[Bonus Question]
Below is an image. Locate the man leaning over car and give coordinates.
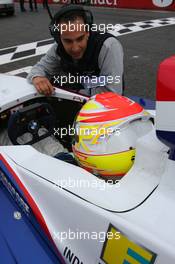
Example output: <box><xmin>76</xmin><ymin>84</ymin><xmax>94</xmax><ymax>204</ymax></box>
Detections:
<box><xmin>27</xmin><ymin>6</ymin><xmax>124</xmax><ymax>96</ymax></box>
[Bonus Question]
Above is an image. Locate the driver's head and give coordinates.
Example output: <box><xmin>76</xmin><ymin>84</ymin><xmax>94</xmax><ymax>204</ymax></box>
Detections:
<box><xmin>57</xmin><ymin>10</ymin><xmax>89</xmax><ymax>60</ymax></box>
<box><xmin>72</xmin><ymin>92</ymin><xmax>153</xmax><ymax>179</ymax></box>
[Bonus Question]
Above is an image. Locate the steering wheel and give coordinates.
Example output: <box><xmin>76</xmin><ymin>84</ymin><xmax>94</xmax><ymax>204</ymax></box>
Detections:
<box><xmin>8</xmin><ymin>103</ymin><xmax>56</xmax><ymax>145</ymax></box>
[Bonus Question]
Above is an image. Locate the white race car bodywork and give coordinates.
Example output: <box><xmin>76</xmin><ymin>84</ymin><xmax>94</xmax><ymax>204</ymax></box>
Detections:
<box><xmin>0</xmin><ymin>74</ymin><xmax>88</xmax><ymax>112</ymax></box>
<box><xmin>0</xmin><ymin>58</ymin><xmax>175</xmax><ymax>264</ymax></box>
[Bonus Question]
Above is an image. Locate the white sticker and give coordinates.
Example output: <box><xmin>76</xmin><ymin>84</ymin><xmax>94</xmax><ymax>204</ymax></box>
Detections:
<box><xmin>152</xmin><ymin>0</ymin><xmax>173</xmax><ymax>7</ymax></box>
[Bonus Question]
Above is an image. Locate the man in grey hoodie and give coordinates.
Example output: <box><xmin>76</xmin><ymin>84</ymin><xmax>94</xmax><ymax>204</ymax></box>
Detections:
<box><xmin>27</xmin><ymin>5</ymin><xmax>124</xmax><ymax>96</ymax></box>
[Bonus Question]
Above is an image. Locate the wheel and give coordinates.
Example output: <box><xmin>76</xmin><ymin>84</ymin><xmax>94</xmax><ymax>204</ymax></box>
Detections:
<box><xmin>6</xmin><ymin>9</ymin><xmax>15</xmax><ymax>16</ymax></box>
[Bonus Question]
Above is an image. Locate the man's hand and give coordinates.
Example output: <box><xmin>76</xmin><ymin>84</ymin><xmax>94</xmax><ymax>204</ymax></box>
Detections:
<box><xmin>32</xmin><ymin>76</ymin><xmax>55</xmax><ymax>96</ymax></box>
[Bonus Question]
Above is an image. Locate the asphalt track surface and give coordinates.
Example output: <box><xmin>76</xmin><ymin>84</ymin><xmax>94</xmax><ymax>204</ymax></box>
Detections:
<box><xmin>0</xmin><ymin>4</ymin><xmax>175</xmax><ymax>99</ymax></box>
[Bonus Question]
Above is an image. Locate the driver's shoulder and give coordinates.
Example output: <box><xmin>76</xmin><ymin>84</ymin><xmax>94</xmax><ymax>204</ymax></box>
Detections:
<box><xmin>46</xmin><ymin>42</ymin><xmax>60</xmax><ymax>59</ymax></box>
<box><xmin>102</xmin><ymin>36</ymin><xmax>123</xmax><ymax>52</ymax></box>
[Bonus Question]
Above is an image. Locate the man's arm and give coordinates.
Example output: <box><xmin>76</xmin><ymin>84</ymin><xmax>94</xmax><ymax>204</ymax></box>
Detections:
<box><xmin>97</xmin><ymin>37</ymin><xmax>124</xmax><ymax>95</ymax></box>
<box><xmin>27</xmin><ymin>43</ymin><xmax>61</xmax><ymax>95</ymax></box>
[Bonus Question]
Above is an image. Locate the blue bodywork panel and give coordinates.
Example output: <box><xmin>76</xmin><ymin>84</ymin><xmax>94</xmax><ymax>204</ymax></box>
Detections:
<box><xmin>0</xmin><ymin>183</ymin><xmax>61</xmax><ymax>264</ymax></box>
<box><xmin>129</xmin><ymin>96</ymin><xmax>155</xmax><ymax>110</ymax></box>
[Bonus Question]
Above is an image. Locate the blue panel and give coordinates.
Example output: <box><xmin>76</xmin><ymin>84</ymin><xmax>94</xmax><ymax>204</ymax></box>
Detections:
<box><xmin>0</xmin><ymin>159</ymin><xmax>25</xmax><ymax>198</ymax></box>
<box><xmin>0</xmin><ymin>182</ymin><xmax>62</xmax><ymax>264</ymax></box>
<box><xmin>0</xmin><ymin>231</ymin><xmax>17</xmax><ymax>264</ymax></box>
<box><xmin>129</xmin><ymin>96</ymin><xmax>155</xmax><ymax>110</ymax></box>
<box><xmin>156</xmin><ymin>130</ymin><xmax>175</xmax><ymax>146</ymax></box>
<box><xmin>156</xmin><ymin>130</ymin><xmax>175</xmax><ymax>160</ymax></box>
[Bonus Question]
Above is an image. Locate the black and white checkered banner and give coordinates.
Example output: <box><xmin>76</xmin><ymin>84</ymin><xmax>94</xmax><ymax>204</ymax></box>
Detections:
<box><xmin>1</xmin><ymin>17</ymin><xmax>175</xmax><ymax>68</ymax></box>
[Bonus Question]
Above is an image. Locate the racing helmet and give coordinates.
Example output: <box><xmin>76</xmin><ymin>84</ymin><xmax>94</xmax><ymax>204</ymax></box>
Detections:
<box><xmin>72</xmin><ymin>92</ymin><xmax>153</xmax><ymax>179</ymax></box>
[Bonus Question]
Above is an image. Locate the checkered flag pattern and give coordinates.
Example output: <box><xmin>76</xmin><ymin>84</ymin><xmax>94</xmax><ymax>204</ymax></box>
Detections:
<box><xmin>0</xmin><ymin>17</ymin><xmax>175</xmax><ymax>66</ymax></box>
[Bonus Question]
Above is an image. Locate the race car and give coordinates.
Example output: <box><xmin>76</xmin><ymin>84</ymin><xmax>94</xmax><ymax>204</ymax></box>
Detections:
<box><xmin>0</xmin><ymin>55</ymin><xmax>175</xmax><ymax>264</ymax></box>
<box><xmin>0</xmin><ymin>0</ymin><xmax>14</xmax><ymax>16</ymax></box>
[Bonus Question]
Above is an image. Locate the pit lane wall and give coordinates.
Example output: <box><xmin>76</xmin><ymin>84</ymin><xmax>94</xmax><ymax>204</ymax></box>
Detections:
<box><xmin>51</xmin><ymin>0</ymin><xmax>175</xmax><ymax>10</ymax></box>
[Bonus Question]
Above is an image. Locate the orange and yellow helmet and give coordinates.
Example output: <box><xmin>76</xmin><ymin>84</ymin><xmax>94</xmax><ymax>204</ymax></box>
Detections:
<box><xmin>72</xmin><ymin>92</ymin><xmax>153</xmax><ymax>179</ymax></box>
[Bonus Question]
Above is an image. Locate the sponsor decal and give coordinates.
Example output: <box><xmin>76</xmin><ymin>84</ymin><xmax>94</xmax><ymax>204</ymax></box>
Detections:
<box><xmin>152</xmin><ymin>0</ymin><xmax>173</xmax><ymax>7</ymax></box>
<box><xmin>101</xmin><ymin>224</ymin><xmax>157</xmax><ymax>264</ymax></box>
<box><xmin>73</xmin><ymin>96</ymin><xmax>85</xmax><ymax>103</ymax></box>
<box><xmin>0</xmin><ymin>169</ymin><xmax>30</xmax><ymax>215</ymax></box>
<box><xmin>91</xmin><ymin>0</ymin><xmax>117</xmax><ymax>5</ymax></box>
<box><xmin>51</xmin><ymin>0</ymin><xmax>175</xmax><ymax>8</ymax></box>
<box><xmin>63</xmin><ymin>246</ymin><xmax>83</xmax><ymax>264</ymax></box>
<box><xmin>54</xmin><ymin>0</ymin><xmax>117</xmax><ymax>5</ymax></box>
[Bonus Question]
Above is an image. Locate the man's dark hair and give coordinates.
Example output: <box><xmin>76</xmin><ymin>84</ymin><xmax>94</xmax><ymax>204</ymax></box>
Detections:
<box><xmin>57</xmin><ymin>10</ymin><xmax>87</xmax><ymax>24</ymax></box>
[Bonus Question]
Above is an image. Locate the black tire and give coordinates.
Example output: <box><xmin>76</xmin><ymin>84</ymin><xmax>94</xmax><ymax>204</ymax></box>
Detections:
<box><xmin>6</xmin><ymin>9</ymin><xmax>15</xmax><ymax>16</ymax></box>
